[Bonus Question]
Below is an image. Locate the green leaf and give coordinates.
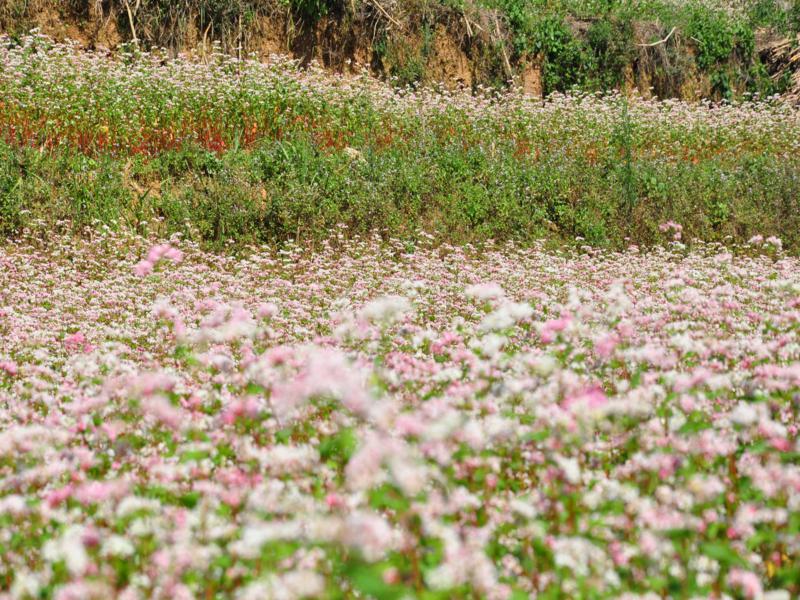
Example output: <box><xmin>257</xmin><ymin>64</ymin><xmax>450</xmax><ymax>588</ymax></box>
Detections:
<box><xmin>179</xmin><ymin>491</ymin><xmax>201</xmax><ymax>509</ymax></box>
<box><xmin>700</xmin><ymin>541</ymin><xmax>747</xmax><ymax>567</ymax></box>
<box><xmin>347</xmin><ymin>562</ymin><xmax>412</xmax><ymax>600</ymax></box>
<box><xmin>369</xmin><ymin>483</ymin><xmax>411</xmax><ymax>512</ymax></box>
<box><xmin>319</xmin><ymin>427</ymin><xmax>358</xmax><ymax>463</ymax></box>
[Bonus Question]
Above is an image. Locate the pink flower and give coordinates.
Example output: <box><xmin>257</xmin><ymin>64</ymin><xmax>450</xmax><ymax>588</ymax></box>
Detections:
<box><xmin>562</xmin><ymin>385</ymin><xmax>607</xmax><ymax>412</ymax></box>
<box><xmin>659</xmin><ymin>221</ymin><xmax>683</xmax><ymax>240</ymax></box>
<box><xmin>141</xmin><ymin>396</ymin><xmax>185</xmax><ymax>430</ymax></box>
<box><xmin>134</xmin><ymin>259</ymin><xmax>153</xmax><ymax>276</ymax></box>
<box><xmin>73</xmin><ymin>480</ymin><xmax>129</xmax><ymax>505</ymax></box>
<box><xmin>540</xmin><ymin>315</ymin><xmax>572</xmax><ymax>343</ymax></box>
<box><xmin>728</xmin><ymin>569</ymin><xmax>763</xmax><ymax>599</ymax></box>
<box><xmin>325</xmin><ymin>493</ymin><xmax>345</xmax><ymax>509</ymax></box>
<box><xmin>134</xmin><ymin>243</ymin><xmax>183</xmax><ymax>276</ymax></box>
<box><xmin>594</xmin><ymin>333</ymin><xmax>619</xmax><ymax>358</ymax></box>
<box><xmin>0</xmin><ymin>360</ymin><xmax>17</xmax><ymax>376</ymax></box>
<box><xmin>64</xmin><ymin>331</ymin><xmax>92</xmax><ymax>353</ymax></box>
<box><xmin>257</xmin><ymin>302</ymin><xmax>279</xmax><ymax>318</ymax></box>
<box><xmin>46</xmin><ymin>485</ymin><xmax>74</xmax><ymax>507</ymax></box>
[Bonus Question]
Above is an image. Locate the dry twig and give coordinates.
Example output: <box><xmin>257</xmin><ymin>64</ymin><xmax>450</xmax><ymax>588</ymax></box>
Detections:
<box><xmin>369</xmin><ymin>0</ymin><xmax>403</xmax><ymax>30</ymax></box>
<box><xmin>637</xmin><ymin>26</ymin><xmax>676</xmax><ymax>48</ymax></box>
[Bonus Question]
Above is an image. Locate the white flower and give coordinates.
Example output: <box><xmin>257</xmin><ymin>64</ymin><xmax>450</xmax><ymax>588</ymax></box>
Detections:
<box><xmin>474</xmin><ymin>333</ymin><xmax>506</xmax><ymax>357</ymax></box>
<box><xmin>480</xmin><ymin>302</ymin><xmax>533</xmax><ymax>331</ymax></box>
<box><xmin>230</xmin><ymin>522</ymin><xmax>303</xmax><ymax>559</ymax></box>
<box><xmin>730</xmin><ymin>401</ymin><xmax>758</xmax><ymax>426</ymax></box>
<box><xmin>359</xmin><ymin>295</ymin><xmax>412</xmax><ymax>323</ymax></box>
<box><xmin>555</xmin><ymin>455</ymin><xmax>581</xmax><ymax>484</ymax></box>
<box><xmin>116</xmin><ymin>496</ymin><xmax>161</xmax><ymax>518</ymax></box>
<box><xmin>341</xmin><ymin>513</ymin><xmax>397</xmax><ymax>561</ymax></box>
<box><xmin>389</xmin><ymin>455</ymin><xmax>428</xmax><ymax>496</ymax></box>
<box><xmin>465</xmin><ymin>282</ymin><xmax>505</xmax><ymax>301</ymax></box>
<box><xmin>11</xmin><ymin>571</ymin><xmax>40</xmax><ymax>599</ymax></box>
<box><xmin>343</xmin><ymin>146</ymin><xmax>364</xmax><ymax>162</ymax></box>
<box><xmin>43</xmin><ymin>525</ymin><xmax>88</xmax><ymax>576</ymax></box>
<box><xmin>510</xmin><ymin>498</ymin><xmax>537</xmax><ymax>519</ymax></box>
<box><xmin>102</xmin><ymin>535</ymin><xmax>135</xmax><ymax>557</ymax></box>
<box><xmin>531</xmin><ymin>354</ymin><xmax>558</xmax><ymax>377</ymax></box>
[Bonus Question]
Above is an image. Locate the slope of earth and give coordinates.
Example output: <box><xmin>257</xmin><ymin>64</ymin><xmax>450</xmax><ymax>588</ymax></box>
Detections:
<box><xmin>2</xmin><ymin>0</ymin><xmax>800</xmax><ymax>99</ymax></box>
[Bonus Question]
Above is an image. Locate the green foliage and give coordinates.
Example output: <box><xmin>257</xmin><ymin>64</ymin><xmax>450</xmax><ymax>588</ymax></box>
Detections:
<box><xmin>747</xmin><ymin>0</ymin><xmax>800</xmax><ymax>32</ymax></box>
<box><xmin>0</xmin><ymin>145</ymin><xmax>24</xmax><ymax>236</ymax></box>
<box><xmin>530</xmin><ymin>15</ymin><xmax>593</xmax><ymax>94</ymax></box>
<box><xmin>686</xmin><ymin>5</ymin><xmax>754</xmax><ymax>71</ymax></box>
<box><xmin>586</xmin><ymin>17</ymin><xmax>635</xmax><ymax>90</ymax></box>
<box><xmin>283</xmin><ymin>0</ymin><xmax>334</xmax><ymax>23</ymax></box>
<box><xmin>612</xmin><ymin>99</ymin><xmax>637</xmax><ymax>216</ymax></box>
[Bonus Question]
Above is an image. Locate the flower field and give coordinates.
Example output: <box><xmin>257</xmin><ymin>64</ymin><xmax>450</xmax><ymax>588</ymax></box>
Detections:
<box><xmin>0</xmin><ymin>229</ymin><xmax>798</xmax><ymax>599</ymax></box>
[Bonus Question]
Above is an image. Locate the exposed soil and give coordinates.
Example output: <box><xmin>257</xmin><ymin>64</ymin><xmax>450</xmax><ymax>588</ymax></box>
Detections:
<box><xmin>1</xmin><ymin>1</ymin><xmax>797</xmax><ymax>100</ymax></box>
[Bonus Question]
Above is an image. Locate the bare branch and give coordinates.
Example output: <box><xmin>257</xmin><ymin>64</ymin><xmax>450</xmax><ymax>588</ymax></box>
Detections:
<box><xmin>637</xmin><ymin>27</ymin><xmax>677</xmax><ymax>48</ymax></box>
<box><xmin>369</xmin><ymin>0</ymin><xmax>403</xmax><ymax>30</ymax></box>
<box><xmin>123</xmin><ymin>0</ymin><xmax>139</xmax><ymax>46</ymax></box>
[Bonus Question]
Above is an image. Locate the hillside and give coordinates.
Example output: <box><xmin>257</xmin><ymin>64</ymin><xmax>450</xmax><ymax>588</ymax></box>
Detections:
<box><xmin>3</xmin><ymin>0</ymin><xmax>800</xmax><ymax>100</ymax></box>
<box><xmin>3</xmin><ymin>33</ymin><xmax>800</xmax><ymax>251</ymax></box>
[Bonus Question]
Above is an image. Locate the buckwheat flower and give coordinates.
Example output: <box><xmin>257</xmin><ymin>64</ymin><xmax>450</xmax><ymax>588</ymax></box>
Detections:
<box><xmin>459</xmin><ymin>419</ymin><xmax>487</xmax><ymax>450</ymax></box>
<box><xmin>346</xmin><ymin>433</ymin><xmax>389</xmax><ymax>491</ymax></box>
<box><xmin>563</xmin><ymin>385</ymin><xmax>608</xmax><ymax>414</ymax></box>
<box><xmin>64</xmin><ymin>331</ymin><xmax>90</xmax><ymax>353</ymax></box>
<box><xmin>554</xmin><ymin>455</ymin><xmax>581</xmax><ymax>484</ymax></box>
<box><xmin>141</xmin><ymin>396</ymin><xmax>185</xmax><ymax>430</ymax></box>
<box><xmin>765</xmin><ymin>236</ymin><xmax>783</xmax><ymax>250</ymax></box>
<box><xmin>262</xmin><ymin>444</ymin><xmax>319</xmax><ymax>476</ymax></box>
<box><xmin>539</xmin><ymin>315</ymin><xmax>572</xmax><ymax>343</ymax></box>
<box><xmin>530</xmin><ymin>353</ymin><xmax>558</xmax><ymax>376</ymax></box>
<box><xmin>389</xmin><ymin>454</ymin><xmax>429</xmax><ymax>496</ymax></box>
<box><xmin>728</xmin><ymin>569</ymin><xmax>763</xmax><ymax>599</ymax></box>
<box><xmin>730</xmin><ymin>401</ymin><xmax>759</xmax><ymax>426</ymax></box>
<box><xmin>0</xmin><ymin>360</ymin><xmax>18</xmax><ymax>376</ymax></box>
<box><xmin>130</xmin><ymin>371</ymin><xmax>176</xmax><ymax>396</ymax></box>
<box><xmin>426</xmin><ymin>562</ymin><xmax>457</xmax><ymax>590</ymax></box>
<box><xmin>359</xmin><ymin>295</ymin><xmax>412</xmax><ymax>324</ymax></box>
<box><xmin>101</xmin><ymin>535</ymin><xmax>135</xmax><ymax>557</ymax></box>
<box><xmin>10</xmin><ymin>570</ymin><xmax>41</xmax><ymax>599</ymax></box>
<box><xmin>237</xmin><ymin>570</ymin><xmax>325</xmax><ymax>600</ymax></box>
<box><xmin>133</xmin><ymin>259</ymin><xmax>153</xmax><ymax>276</ymax></box>
<box><xmin>510</xmin><ymin>497</ymin><xmax>537</xmax><ymax>519</ymax></box>
<box><xmin>230</xmin><ymin>521</ymin><xmax>303</xmax><ymax>559</ymax></box>
<box><xmin>465</xmin><ymin>282</ymin><xmax>505</xmax><ymax>301</ymax></box>
<box><xmin>480</xmin><ymin>301</ymin><xmax>533</xmax><ymax>331</ymax></box>
<box><xmin>74</xmin><ymin>479</ymin><xmax>130</xmax><ymax>505</ymax></box>
<box><xmin>43</xmin><ymin>525</ymin><xmax>89</xmax><ymax>576</ymax></box>
<box><xmin>116</xmin><ymin>496</ymin><xmax>161</xmax><ymax>518</ymax></box>
<box><xmin>256</xmin><ymin>302</ymin><xmax>279</xmax><ymax>318</ymax></box>
<box><xmin>606</xmin><ymin>283</ymin><xmax>633</xmax><ymax>317</ymax></box>
<box><xmin>473</xmin><ymin>332</ymin><xmax>506</xmax><ymax>356</ymax></box>
<box><xmin>135</xmin><ymin>243</ymin><xmax>183</xmax><ymax>276</ymax></box>
<box><xmin>279</xmin><ymin>570</ymin><xmax>326</xmax><ymax>598</ymax></box>
<box><xmin>687</xmin><ymin>475</ymin><xmax>726</xmax><ymax>502</ymax></box>
<box><xmin>54</xmin><ymin>581</ymin><xmax>115</xmax><ymax>600</ymax></box>
<box><xmin>0</xmin><ymin>494</ymin><xmax>26</xmax><ymax>516</ymax></box>
<box><xmin>552</xmin><ymin>536</ymin><xmax>608</xmax><ymax>578</ymax></box>
<box><xmin>341</xmin><ymin>512</ymin><xmax>397</xmax><ymax>560</ymax></box>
